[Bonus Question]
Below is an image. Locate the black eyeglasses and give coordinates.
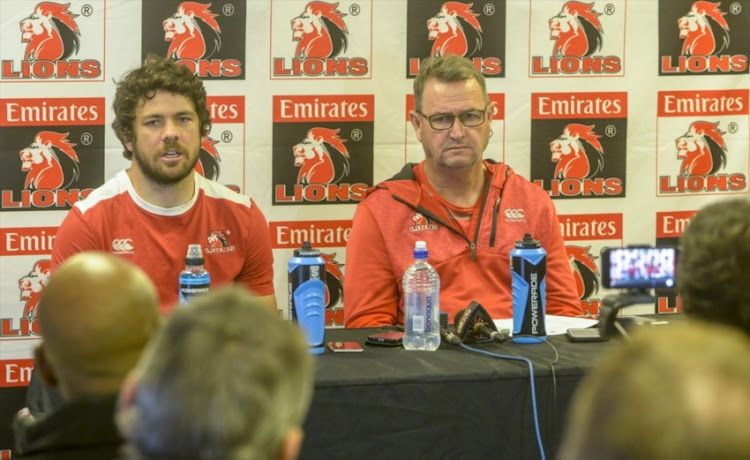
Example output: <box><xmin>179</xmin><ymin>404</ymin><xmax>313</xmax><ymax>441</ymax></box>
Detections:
<box><xmin>417</xmin><ymin>103</ymin><xmax>490</xmax><ymax>130</ymax></box>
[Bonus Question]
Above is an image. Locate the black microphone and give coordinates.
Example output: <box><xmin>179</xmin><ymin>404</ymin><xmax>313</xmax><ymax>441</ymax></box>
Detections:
<box><xmin>440</xmin><ymin>327</ymin><xmax>462</xmax><ymax>345</ymax></box>
<box><xmin>454</xmin><ymin>301</ymin><xmax>507</xmax><ymax>343</ymax></box>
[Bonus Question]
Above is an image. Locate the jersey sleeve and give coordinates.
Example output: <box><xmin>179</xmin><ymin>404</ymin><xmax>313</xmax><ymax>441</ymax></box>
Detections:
<box><xmin>237</xmin><ymin>200</ymin><xmax>275</xmax><ymax>296</ymax></box>
<box><xmin>51</xmin><ymin>208</ymin><xmax>107</xmax><ymax>271</ymax></box>
<box><xmin>343</xmin><ymin>202</ymin><xmax>400</xmax><ymax>328</ymax></box>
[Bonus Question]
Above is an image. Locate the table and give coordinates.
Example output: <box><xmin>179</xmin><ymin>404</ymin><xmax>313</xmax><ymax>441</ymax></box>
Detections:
<box><xmin>299</xmin><ymin>327</ymin><xmax>614</xmax><ymax>460</ymax></box>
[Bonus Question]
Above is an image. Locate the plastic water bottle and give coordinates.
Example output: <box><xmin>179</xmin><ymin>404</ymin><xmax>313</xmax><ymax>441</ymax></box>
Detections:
<box><xmin>288</xmin><ymin>241</ymin><xmax>327</xmax><ymax>355</ymax></box>
<box><xmin>179</xmin><ymin>244</ymin><xmax>210</xmax><ymax>304</ymax></box>
<box><xmin>403</xmin><ymin>241</ymin><xmax>441</xmax><ymax>351</ymax></box>
<box><xmin>510</xmin><ymin>233</ymin><xmax>547</xmax><ymax>343</ymax></box>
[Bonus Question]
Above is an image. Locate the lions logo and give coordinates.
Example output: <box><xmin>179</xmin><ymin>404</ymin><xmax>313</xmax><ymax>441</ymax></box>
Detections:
<box><xmin>207</xmin><ymin>230</ymin><xmax>228</xmax><ymax>248</ymax></box>
<box><xmin>293</xmin><ymin>127</ymin><xmax>350</xmax><ymax>185</ymax></box>
<box><xmin>19</xmin><ymin>2</ymin><xmax>81</xmax><ymax>61</ymax></box>
<box><xmin>678</xmin><ymin>1</ymin><xmax>729</xmax><ymax>56</ymax></box>
<box><xmin>18</xmin><ymin>260</ymin><xmax>52</xmax><ymax>319</ymax></box>
<box><xmin>20</xmin><ymin>131</ymin><xmax>80</xmax><ymax>190</ymax></box>
<box><xmin>320</xmin><ymin>252</ymin><xmax>344</xmax><ymax>310</ymax></box>
<box><xmin>566</xmin><ymin>246</ymin><xmax>599</xmax><ymax>301</ymax></box>
<box><xmin>195</xmin><ymin>136</ymin><xmax>221</xmax><ymax>180</ymax></box>
<box><xmin>549</xmin><ymin>123</ymin><xmax>604</xmax><ymax>180</ymax></box>
<box><xmin>548</xmin><ymin>1</ymin><xmax>603</xmax><ymax>57</ymax></box>
<box><xmin>675</xmin><ymin>120</ymin><xmax>727</xmax><ymax>176</ymax></box>
<box><xmin>427</xmin><ymin>2</ymin><xmax>482</xmax><ymax>57</ymax></box>
<box><xmin>163</xmin><ymin>2</ymin><xmax>222</xmax><ymax>60</ymax></box>
<box><xmin>291</xmin><ymin>1</ymin><xmax>349</xmax><ymax>59</ymax></box>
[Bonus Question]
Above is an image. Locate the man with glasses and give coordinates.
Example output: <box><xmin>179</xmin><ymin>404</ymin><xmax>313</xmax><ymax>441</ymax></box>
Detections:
<box><xmin>343</xmin><ymin>55</ymin><xmax>581</xmax><ymax>328</ymax></box>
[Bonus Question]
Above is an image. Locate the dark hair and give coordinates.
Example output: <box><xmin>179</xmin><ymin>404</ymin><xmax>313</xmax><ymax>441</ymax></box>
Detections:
<box><xmin>412</xmin><ymin>54</ymin><xmax>488</xmax><ymax>112</ymax></box>
<box><xmin>678</xmin><ymin>198</ymin><xmax>750</xmax><ymax>334</ymax></box>
<box><xmin>111</xmin><ymin>55</ymin><xmax>211</xmax><ymax>159</ymax></box>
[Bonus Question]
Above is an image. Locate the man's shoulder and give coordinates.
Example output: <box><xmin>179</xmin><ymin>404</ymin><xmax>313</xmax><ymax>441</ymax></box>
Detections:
<box><xmin>196</xmin><ymin>175</ymin><xmax>253</xmax><ymax>209</ymax></box>
<box><xmin>74</xmin><ymin>173</ymin><xmax>130</xmax><ymax>215</ymax></box>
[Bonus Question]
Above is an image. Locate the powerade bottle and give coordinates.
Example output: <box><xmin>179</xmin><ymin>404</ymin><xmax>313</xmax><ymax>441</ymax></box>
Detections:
<box><xmin>510</xmin><ymin>233</ymin><xmax>547</xmax><ymax>343</ymax></box>
<box><xmin>403</xmin><ymin>241</ymin><xmax>441</xmax><ymax>351</ymax></box>
<box><xmin>179</xmin><ymin>244</ymin><xmax>210</xmax><ymax>304</ymax></box>
<box><xmin>288</xmin><ymin>242</ymin><xmax>326</xmax><ymax>355</ymax></box>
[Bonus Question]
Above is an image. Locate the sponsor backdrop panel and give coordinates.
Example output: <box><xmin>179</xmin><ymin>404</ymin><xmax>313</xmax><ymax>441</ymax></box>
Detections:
<box><xmin>0</xmin><ymin>0</ymin><xmax>749</xmax><ymax>451</ymax></box>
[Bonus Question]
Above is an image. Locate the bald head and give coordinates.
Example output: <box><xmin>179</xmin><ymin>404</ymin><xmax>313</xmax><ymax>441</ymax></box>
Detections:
<box><xmin>38</xmin><ymin>252</ymin><xmax>160</xmax><ymax>400</ymax></box>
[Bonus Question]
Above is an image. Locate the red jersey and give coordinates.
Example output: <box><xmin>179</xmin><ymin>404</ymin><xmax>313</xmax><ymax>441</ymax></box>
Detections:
<box><xmin>52</xmin><ymin>171</ymin><xmax>274</xmax><ymax>314</ymax></box>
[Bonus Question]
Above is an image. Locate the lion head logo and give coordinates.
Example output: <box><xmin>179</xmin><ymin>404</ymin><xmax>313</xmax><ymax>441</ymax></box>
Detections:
<box><xmin>163</xmin><ymin>1</ymin><xmax>222</xmax><ymax>60</ymax></box>
<box><xmin>20</xmin><ymin>2</ymin><xmax>81</xmax><ymax>61</ymax></box>
<box><xmin>675</xmin><ymin>120</ymin><xmax>727</xmax><ymax>176</ymax></box>
<box><xmin>195</xmin><ymin>136</ymin><xmax>221</xmax><ymax>180</ymax></box>
<box><xmin>549</xmin><ymin>123</ymin><xmax>604</xmax><ymax>180</ymax></box>
<box><xmin>548</xmin><ymin>1</ymin><xmax>603</xmax><ymax>57</ymax></box>
<box><xmin>293</xmin><ymin>127</ymin><xmax>350</xmax><ymax>185</ymax></box>
<box><xmin>20</xmin><ymin>131</ymin><xmax>80</xmax><ymax>190</ymax></box>
<box><xmin>18</xmin><ymin>260</ymin><xmax>52</xmax><ymax>319</ymax></box>
<box><xmin>207</xmin><ymin>230</ymin><xmax>228</xmax><ymax>248</ymax></box>
<box><xmin>320</xmin><ymin>252</ymin><xmax>344</xmax><ymax>310</ymax></box>
<box><xmin>566</xmin><ymin>246</ymin><xmax>600</xmax><ymax>301</ymax></box>
<box><xmin>291</xmin><ymin>1</ymin><xmax>349</xmax><ymax>59</ymax></box>
<box><xmin>412</xmin><ymin>213</ymin><xmax>429</xmax><ymax>227</ymax></box>
<box><xmin>427</xmin><ymin>2</ymin><xmax>483</xmax><ymax>57</ymax></box>
<box><xmin>678</xmin><ymin>1</ymin><xmax>729</xmax><ymax>56</ymax></box>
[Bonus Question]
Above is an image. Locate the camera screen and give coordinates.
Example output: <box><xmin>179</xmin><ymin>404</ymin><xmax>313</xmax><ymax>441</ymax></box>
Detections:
<box><xmin>604</xmin><ymin>247</ymin><xmax>677</xmax><ymax>289</ymax></box>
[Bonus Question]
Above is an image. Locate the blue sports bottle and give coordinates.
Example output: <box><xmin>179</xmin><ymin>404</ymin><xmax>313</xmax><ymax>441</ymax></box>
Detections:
<box><xmin>510</xmin><ymin>233</ymin><xmax>547</xmax><ymax>343</ymax></box>
<box><xmin>288</xmin><ymin>241</ymin><xmax>327</xmax><ymax>354</ymax></box>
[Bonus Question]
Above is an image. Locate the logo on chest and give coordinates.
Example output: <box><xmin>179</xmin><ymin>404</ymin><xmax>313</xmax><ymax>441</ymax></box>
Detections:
<box><xmin>408</xmin><ymin>213</ymin><xmax>439</xmax><ymax>233</ymax></box>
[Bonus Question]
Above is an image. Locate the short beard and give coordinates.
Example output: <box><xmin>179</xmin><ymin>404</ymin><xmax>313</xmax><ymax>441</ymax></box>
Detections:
<box><xmin>132</xmin><ymin>145</ymin><xmax>199</xmax><ymax>185</ymax></box>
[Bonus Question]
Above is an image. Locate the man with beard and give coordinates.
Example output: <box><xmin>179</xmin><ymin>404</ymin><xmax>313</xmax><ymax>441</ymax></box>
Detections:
<box><xmin>344</xmin><ymin>55</ymin><xmax>580</xmax><ymax>327</ymax></box>
<box><xmin>51</xmin><ymin>55</ymin><xmax>276</xmax><ymax>313</ymax></box>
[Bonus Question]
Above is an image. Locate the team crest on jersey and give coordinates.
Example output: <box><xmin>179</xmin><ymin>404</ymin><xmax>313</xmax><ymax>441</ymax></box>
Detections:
<box><xmin>659</xmin><ymin>1</ymin><xmax>749</xmax><ymax>75</ymax></box>
<box><xmin>530</xmin><ymin>1</ymin><xmax>624</xmax><ymax>76</ymax></box>
<box><xmin>1</xmin><ymin>1</ymin><xmax>104</xmax><ymax>81</ymax></box>
<box><xmin>406</xmin><ymin>0</ymin><xmax>505</xmax><ymax>78</ymax></box>
<box><xmin>271</xmin><ymin>1</ymin><xmax>372</xmax><ymax>78</ymax></box>
<box><xmin>409</xmin><ymin>213</ymin><xmax>439</xmax><ymax>233</ymax></box>
<box><xmin>205</xmin><ymin>230</ymin><xmax>236</xmax><ymax>254</ymax></box>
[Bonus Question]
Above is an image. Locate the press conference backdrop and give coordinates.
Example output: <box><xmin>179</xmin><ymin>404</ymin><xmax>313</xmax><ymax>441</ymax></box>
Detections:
<box><xmin>0</xmin><ymin>0</ymin><xmax>748</xmax><ymax>442</ymax></box>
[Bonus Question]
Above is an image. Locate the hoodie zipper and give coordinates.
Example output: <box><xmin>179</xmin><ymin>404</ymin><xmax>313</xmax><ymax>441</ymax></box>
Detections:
<box><xmin>489</xmin><ymin>196</ymin><xmax>500</xmax><ymax>247</ymax></box>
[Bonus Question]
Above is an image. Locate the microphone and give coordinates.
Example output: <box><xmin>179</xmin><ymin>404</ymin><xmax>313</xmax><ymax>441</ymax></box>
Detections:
<box><xmin>440</xmin><ymin>327</ymin><xmax>462</xmax><ymax>345</ymax></box>
<box><xmin>454</xmin><ymin>301</ymin><xmax>508</xmax><ymax>343</ymax></box>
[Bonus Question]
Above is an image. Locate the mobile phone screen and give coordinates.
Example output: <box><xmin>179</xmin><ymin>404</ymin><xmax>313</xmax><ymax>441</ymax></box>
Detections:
<box><xmin>601</xmin><ymin>247</ymin><xmax>677</xmax><ymax>289</ymax></box>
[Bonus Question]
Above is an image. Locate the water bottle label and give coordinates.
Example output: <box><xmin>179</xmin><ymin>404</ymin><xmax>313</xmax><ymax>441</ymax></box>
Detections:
<box><xmin>413</xmin><ymin>315</ymin><xmax>425</xmax><ymax>333</ymax></box>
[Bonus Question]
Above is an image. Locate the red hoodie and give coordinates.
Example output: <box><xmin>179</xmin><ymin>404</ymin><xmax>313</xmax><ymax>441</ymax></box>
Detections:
<box><xmin>344</xmin><ymin>160</ymin><xmax>581</xmax><ymax>327</ymax></box>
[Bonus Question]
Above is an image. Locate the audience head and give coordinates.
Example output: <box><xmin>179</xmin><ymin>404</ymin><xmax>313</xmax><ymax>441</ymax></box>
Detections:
<box><xmin>35</xmin><ymin>252</ymin><xmax>160</xmax><ymax>400</ymax></box>
<box><xmin>117</xmin><ymin>286</ymin><xmax>314</xmax><ymax>460</ymax></box>
<box><xmin>559</xmin><ymin>320</ymin><xmax>750</xmax><ymax>460</ymax></box>
<box><xmin>412</xmin><ymin>54</ymin><xmax>488</xmax><ymax>112</ymax></box>
<box><xmin>111</xmin><ymin>54</ymin><xmax>211</xmax><ymax>159</ymax></box>
<box><xmin>678</xmin><ymin>197</ymin><xmax>750</xmax><ymax>334</ymax></box>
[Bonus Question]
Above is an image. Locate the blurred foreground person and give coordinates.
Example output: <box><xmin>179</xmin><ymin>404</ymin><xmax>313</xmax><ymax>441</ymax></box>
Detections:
<box><xmin>559</xmin><ymin>320</ymin><xmax>750</xmax><ymax>460</ymax></box>
<box><xmin>678</xmin><ymin>197</ymin><xmax>750</xmax><ymax>334</ymax></box>
<box><xmin>117</xmin><ymin>287</ymin><xmax>314</xmax><ymax>460</ymax></box>
<box><xmin>13</xmin><ymin>252</ymin><xmax>160</xmax><ymax>459</ymax></box>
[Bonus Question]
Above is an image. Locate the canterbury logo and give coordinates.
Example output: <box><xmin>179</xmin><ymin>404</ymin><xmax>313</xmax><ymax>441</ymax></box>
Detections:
<box><xmin>112</xmin><ymin>238</ymin><xmax>134</xmax><ymax>253</ymax></box>
<box><xmin>505</xmin><ymin>209</ymin><xmax>525</xmax><ymax>220</ymax></box>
